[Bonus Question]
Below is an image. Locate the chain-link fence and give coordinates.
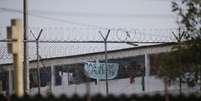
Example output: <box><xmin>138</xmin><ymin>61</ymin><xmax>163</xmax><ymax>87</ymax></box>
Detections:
<box><xmin>0</xmin><ymin>26</ymin><xmax>180</xmax><ymax>96</ymax></box>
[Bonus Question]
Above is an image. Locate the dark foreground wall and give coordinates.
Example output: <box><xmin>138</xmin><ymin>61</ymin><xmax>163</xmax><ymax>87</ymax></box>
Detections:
<box><xmin>0</xmin><ymin>94</ymin><xmax>201</xmax><ymax>101</ymax></box>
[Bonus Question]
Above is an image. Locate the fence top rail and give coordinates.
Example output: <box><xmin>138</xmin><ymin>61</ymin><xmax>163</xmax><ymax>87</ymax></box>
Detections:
<box><xmin>0</xmin><ymin>39</ymin><xmax>175</xmax><ymax>44</ymax></box>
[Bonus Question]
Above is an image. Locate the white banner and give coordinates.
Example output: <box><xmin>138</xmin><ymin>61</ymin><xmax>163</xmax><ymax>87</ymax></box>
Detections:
<box><xmin>84</xmin><ymin>62</ymin><xmax>119</xmax><ymax>80</ymax></box>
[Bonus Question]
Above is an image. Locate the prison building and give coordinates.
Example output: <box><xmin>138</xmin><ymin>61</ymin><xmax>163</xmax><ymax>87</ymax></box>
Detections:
<box><xmin>0</xmin><ymin>43</ymin><xmax>182</xmax><ymax>96</ymax></box>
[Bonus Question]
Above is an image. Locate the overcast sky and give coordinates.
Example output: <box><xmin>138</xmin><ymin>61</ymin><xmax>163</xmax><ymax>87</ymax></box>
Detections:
<box><xmin>0</xmin><ymin>0</ymin><xmax>178</xmax><ymax>63</ymax></box>
<box><xmin>0</xmin><ymin>0</ymin><xmax>177</xmax><ymax>29</ymax></box>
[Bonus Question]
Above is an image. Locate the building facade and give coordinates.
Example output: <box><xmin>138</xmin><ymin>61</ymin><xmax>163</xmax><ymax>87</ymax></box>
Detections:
<box><xmin>1</xmin><ymin>43</ymin><xmax>185</xmax><ymax>96</ymax></box>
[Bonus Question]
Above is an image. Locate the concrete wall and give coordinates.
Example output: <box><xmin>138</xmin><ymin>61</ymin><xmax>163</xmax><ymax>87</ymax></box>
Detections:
<box><xmin>29</xmin><ymin>76</ymin><xmax>180</xmax><ymax>96</ymax></box>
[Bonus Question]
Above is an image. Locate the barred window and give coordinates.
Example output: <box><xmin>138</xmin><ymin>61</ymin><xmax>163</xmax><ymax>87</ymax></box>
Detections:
<box><xmin>54</xmin><ymin>64</ymin><xmax>87</xmax><ymax>86</ymax></box>
<box><xmin>30</xmin><ymin>67</ymin><xmax>51</xmax><ymax>88</ymax></box>
<box><xmin>0</xmin><ymin>71</ymin><xmax>8</xmax><ymax>91</ymax></box>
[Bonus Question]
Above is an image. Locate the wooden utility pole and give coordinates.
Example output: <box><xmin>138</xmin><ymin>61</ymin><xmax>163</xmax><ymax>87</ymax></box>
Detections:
<box><xmin>23</xmin><ymin>0</ymin><xmax>30</xmax><ymax>94</ymax></box>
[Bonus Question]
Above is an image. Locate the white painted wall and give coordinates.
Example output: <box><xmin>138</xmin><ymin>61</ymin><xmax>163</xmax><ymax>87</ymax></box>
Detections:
<box><xmin>29</xmin><ymin>76</ymin><xmax>180</xmax><ymax>96</ymax></box>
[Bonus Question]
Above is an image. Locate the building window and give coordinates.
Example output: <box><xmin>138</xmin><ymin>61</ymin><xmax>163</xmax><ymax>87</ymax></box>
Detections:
<box><xmin>0</xmin><ymin>71</ymin><xmax>8</xmax><ymax>91</ymax></box>
<box><xmin>109</xmin><ymin>55</ymin><xmax>145</xmax><ymax>79</ymax></box>
<box><xmin>54</xmin><ymin>64</ymin><xmax>87</xmax><ymax>86</ymax></box>
<box><xmin>40</xmin><ymin>67</ymin><xmax>51</xmax><ymax>87</ymax></box>
<box><xmin>54</xmin><ymin>66</ymin><xmax>62</xmax><ymax>86</ymax></box>
<box><xmin>30</xmin><ymin>69</ymin><xmax>38</xmax><ymax>88</ymax></box>
<box><xmin>30</xmin><ymin>67</ymin><xmax>51</xmax><ymax>88</ymax></box>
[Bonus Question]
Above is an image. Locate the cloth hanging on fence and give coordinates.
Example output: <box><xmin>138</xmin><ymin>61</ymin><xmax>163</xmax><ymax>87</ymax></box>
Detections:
<box><xmin>84</xmin><ymin>62</ymin><xmax>119</xmax><ymax>80</ymax></box>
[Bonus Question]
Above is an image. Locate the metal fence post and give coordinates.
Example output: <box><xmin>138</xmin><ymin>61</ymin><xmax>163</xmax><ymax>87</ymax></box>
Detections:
<box><xmin>99</xmin><ymin>29</ymin><xmax>110</xmax><ymax>95</ymax></box>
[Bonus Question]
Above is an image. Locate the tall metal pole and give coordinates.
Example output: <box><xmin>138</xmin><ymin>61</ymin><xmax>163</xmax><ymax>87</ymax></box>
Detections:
<box><xmin>23</xmin><ymin>0</ymin><xmax>30</xmax><ymax>94</ymax></box>
<box><xmin>30</xmin><ymin>29</ymin><xmax>43</xmax><ymax>94</ymax></box>
<box><xmin>36</xmin><ymin>40</ymin><xmax>41</xmax><ymax>94</ymax></box>
<box><xmin>104</xmin><ymin>39</ymin><xmax>109</xmax><ymax>95</ymax></box>
<box><xmin>99</xmin><ymin>29</ymin><xmax>110</xmax><ymax>95</ymax></box>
